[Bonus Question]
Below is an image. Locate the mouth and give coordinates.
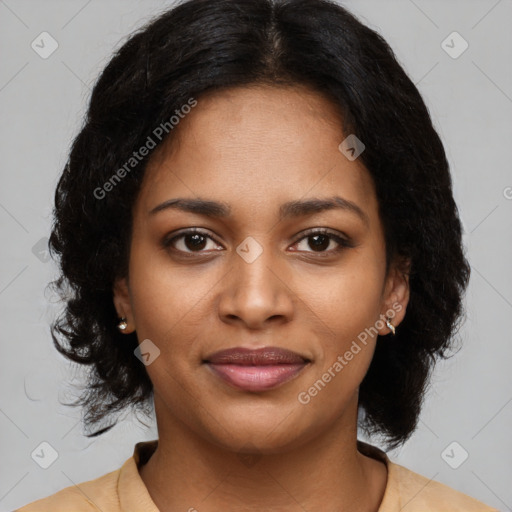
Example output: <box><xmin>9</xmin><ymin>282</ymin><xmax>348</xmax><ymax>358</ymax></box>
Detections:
<box><xmin>203</xmin><ymin>346</ymin><xmax>311</xmax><ymax>392</ymax></box>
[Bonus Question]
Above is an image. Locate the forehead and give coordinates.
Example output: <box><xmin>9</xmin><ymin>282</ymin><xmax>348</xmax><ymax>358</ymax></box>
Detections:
<box><xmin>137</xmin><ymin>85</ymin><xmax>378</xmax><ymax>223</ymax></box>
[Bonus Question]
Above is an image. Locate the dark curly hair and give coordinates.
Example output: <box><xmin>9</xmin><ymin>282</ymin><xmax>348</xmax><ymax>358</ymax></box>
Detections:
<box><xmin>48</xmin><ymin>0</ymin><xmax>470</xmax><ymax>449</ymax></box>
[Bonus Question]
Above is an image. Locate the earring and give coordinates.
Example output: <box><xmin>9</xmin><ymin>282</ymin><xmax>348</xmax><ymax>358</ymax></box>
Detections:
<box><xmin>385</xmin><ymin>317</ymin><xmax>396</xmax><ymax>335</ymax></box>
<box><xmin>117</xmin><ymin>318</ymin><xmax>128</xmax><ymax>331</ymax></box>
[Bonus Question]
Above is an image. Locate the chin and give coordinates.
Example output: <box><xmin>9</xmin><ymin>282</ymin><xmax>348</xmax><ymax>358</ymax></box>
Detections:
<box><xmin>196</xmin><ymin>404</ymin><xmax>318</xmax><ymax>455</ymax></box>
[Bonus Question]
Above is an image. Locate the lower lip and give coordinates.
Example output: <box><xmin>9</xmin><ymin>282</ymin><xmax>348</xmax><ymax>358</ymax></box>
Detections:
<box><xmin>206</xmin><ymin>363</ymin><xmax>308</xmax><ymax>392</ymax></box>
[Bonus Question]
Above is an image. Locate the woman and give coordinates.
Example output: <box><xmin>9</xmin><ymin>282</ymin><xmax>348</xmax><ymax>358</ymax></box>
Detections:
<box><xmin>16</xmin><ymin>0</ymin><xmax>498</xmax><ymax>510</ymax></box>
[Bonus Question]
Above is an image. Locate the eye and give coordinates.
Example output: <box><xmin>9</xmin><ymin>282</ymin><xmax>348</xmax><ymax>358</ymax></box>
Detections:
<box><xmin>163</xmin><ymin>228</ymin><xmax>353</xmax><ymax>257</ymax></box>
<box><xmin>163</xmin><ymin>229</ymin><xmax>223</xmax><ymax>255</ymax></box>
<box><xmin>291</xmin><ymin>229</ymin><xmax>353</xmax><ymax>255</ymax></box>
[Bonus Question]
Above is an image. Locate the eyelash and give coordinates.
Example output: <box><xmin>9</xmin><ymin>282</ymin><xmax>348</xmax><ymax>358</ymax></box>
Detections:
<box><xmin>162</xmin><ymin>228</ymin><xmax>353</xmax><ymax>258</ymax></box>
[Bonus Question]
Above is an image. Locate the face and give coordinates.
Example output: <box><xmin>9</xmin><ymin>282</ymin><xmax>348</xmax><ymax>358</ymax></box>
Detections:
<box><xmin>114</xmin><ymin>84</ymin><xmax>409</xmax><ymax>453</ymax></box>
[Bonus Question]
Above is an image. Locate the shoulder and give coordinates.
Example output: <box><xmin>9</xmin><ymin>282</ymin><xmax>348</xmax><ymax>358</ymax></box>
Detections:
<box><xmin>15</xmin><ymin>439</ymin><xmax>159</xmax><ymax>512</ymax></box>
<box><xmin>386</xmin><ymin>461</ymin><xmax>499</xmax><ymax>511</ymax></box>
<box><xmin>14</xmin><ymin>466</ymin><xmax>122</xmax><ymax>512</ymax></box>
<box><xmin>357</xmin><ymin>441</ymin><xmax>498</xmax><ymax>512</ymax></box>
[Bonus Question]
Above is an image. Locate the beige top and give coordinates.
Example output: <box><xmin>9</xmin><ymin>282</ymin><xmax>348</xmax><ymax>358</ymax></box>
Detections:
<box><xmin>16</xmin><ymin>439</ymin><xmax>498</xmax><ymax>511</ymax></box>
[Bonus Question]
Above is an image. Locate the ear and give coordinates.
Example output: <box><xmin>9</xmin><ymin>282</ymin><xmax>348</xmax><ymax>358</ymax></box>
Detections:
<box><xmin>378</xmin><ymin>256</ymin><xmax>411</xmax><ymax>336</ymax></box>
<box><xmin>113</xmin><ymin>277</ymin><xmax>135</xmax><ymax>334</ymax></box>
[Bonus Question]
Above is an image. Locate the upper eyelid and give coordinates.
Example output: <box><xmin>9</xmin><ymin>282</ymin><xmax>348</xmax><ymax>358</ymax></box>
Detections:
<box><xmin>292</xmin><ymin>227</ymin><xmax>349</xmax><ymax>241</ymax></box>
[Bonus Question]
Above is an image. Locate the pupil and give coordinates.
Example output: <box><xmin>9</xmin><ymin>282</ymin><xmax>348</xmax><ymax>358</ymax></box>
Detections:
<box><xmin>309</xmin><ymin>234</ymin><xmax>329</xmax><ymax>251</ymax></box>
<box><xmin>186</xmin><ymin>234</ymin><xmax>207</xmax><ymax>251</ymax></box>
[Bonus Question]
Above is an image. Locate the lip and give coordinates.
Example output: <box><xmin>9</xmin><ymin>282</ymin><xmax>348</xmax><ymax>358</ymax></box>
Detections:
<box><xmin>204</xmin><ymin>347</ymin><xmax>310</xmax><ymax>392</ymax></box>
<box><xmin>205</xmin><ymin>346</ymin><xmax>309</xmax><ymax>365</ymax></box>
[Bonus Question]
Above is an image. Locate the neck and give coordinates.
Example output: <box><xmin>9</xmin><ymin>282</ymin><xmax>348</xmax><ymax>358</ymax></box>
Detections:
<box><xmin>139</xmin><ymin>393</ymin><xmax>387</xmax><ymax>512</ymax></box>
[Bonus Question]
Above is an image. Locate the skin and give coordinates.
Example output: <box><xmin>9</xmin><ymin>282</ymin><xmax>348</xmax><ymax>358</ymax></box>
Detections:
<box><xmin>113</xmin><ymin>84</ymin><xmax>410</xmax><ymax>512</ymax></box>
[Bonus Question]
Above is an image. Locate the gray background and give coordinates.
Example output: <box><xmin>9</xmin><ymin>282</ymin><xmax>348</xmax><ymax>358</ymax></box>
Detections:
<box><xmin>1</xmin><ymin>0</ymin><xmax>511</xmax><ymax>510</ymax></box>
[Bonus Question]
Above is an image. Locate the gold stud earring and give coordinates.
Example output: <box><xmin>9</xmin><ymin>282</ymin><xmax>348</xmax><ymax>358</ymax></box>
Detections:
<box><xmin>385</xmin><ymin>317</ymin><xmax>396</xmax><ymax>335</ymax></box>
<box><xmin>117</xmin><ymin>318</ymin><xmax>128</xmax><ymax>332</ymax></box>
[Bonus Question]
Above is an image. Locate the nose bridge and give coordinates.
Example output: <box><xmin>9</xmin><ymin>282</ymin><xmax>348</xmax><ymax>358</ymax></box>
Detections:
<box><xmin>218</xmin><ymin>236</ymin><xmax>293</xmax><ymax>327</ymax></box>
<box><xmin>237</xmin><ymin>239</ymin><xmax>277</xmax><ymax>292</ymax></box>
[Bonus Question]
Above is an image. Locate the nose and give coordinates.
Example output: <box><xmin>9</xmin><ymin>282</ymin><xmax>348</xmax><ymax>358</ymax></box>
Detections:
<box><xmin>217</xmin><ymin>245</ymin><xmax>294</xmax><ymax>330</ymax></box>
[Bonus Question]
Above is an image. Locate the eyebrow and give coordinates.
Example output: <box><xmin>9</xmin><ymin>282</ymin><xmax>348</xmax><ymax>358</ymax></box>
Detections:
<box><xmin>149</xmin><ymin>196</ymin><xmax>369</xmax><ymax>225</ymax></box>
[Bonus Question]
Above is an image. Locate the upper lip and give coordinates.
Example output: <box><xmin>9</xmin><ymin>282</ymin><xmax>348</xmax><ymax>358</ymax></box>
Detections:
<box><xmin>204</xmin><ymin>346</ymin><xmax>309</xmax><ymax>365</ymax></box>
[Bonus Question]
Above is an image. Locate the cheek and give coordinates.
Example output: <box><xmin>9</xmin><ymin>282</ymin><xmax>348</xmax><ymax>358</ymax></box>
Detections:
<box><xmin>303</xmin><ymin>255</ymin><xmax>385</xmax><ymax>339</ymax></box>
<box><xmin>295</xmin><ymin>253</ymin><xmax>385</xmax><ymax>395</ymax></box>
<box><xmin>294</xmin><ymin>284</ymin><xmax>381</xmax><ymax>427</ymax></box>
<box><xmin>127</xmin><ymin>244</ymin><xmax>214</xmax><ymax>364</ymax></box>
<box><xmin>129</xmin><ymin>234</ymin><xmax>217</xmax><ymax>325</ymax></box>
